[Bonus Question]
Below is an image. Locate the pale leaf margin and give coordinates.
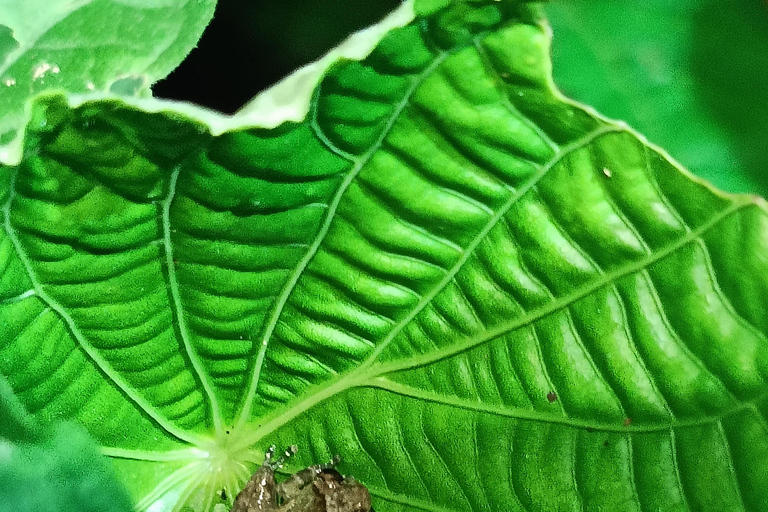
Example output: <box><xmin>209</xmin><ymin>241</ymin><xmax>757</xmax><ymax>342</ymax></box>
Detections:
<box><xmin>0</xmin><ymin>0</ymin><xmax>417</xmax><ymax>166</ymax></box>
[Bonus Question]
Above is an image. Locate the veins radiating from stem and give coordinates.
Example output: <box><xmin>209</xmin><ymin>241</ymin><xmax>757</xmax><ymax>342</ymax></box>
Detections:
<box><xmin>230</xmin><ymin>131</ymin><xmax>759</xmax><ymax>450</ymax></box>
<box><xmin>369</xmin><ymin>202</ymin><xmax>751</xmax><ymax>377</ymax></box>
<box><xmin>362</xmin><ymin>125</ymin><xmax>627</xmax><ymax>365</ymax></box>
<box><xmin>233</xmin><ymin>48</ymin><xmax>451</xmax><ymax>430</ymax></box>
<box><xmin>2</xmin><ymin>168</ymin><xmax>204</xmax><ymax>446</ymax></box>
<box><xmin>163</xmin><ymin>167</ymin><xmax>224</xmax><ymax>435</ymax></box>
<box><xmin>100</xmin><ymin>446</ymin><xmax>209</xmax><ymax>462</ymax></box>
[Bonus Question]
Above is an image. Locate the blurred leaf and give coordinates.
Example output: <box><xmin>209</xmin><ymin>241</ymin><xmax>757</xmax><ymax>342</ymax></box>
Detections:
<box><xmin>547</xmin><ymin>0</ymin><xmax>768</xmax><ymax>197</ymax></box>
<box><xmin>0</xmin><ymin>376</ymin><xmax>134</xmax><ymax>512</ymax></box>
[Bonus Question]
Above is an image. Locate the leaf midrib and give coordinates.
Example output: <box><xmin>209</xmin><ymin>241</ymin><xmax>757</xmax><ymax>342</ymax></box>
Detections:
<box><xmin>163</xmin><ymin>167</ymin><xmax>224</xmax><ymax>434</ymax></box>
<box><xmin>373</xmin><ymin>199</ymin><xmax>751</xmax><ymax>375</ymax></box>
<box><xmin>236</xmin><ymin>176</ymin><xmax>756</xmax><ymax>448</ymax></box>
<box><xmin>1</xmin><ymin>167</ymin><xmax>204</xmax><ymax>446</ymax></box>
<box><xmin>362</xmin><ymin>124</ymin><xmax>626</xmax><ymax>365</ymax></box>
<box><xmin>367</xmin><ymin>378</ymin><xmax>768</xmax><ymax>433</ymax></box>
<box><xmin>232</xmin><ymin>48</ymin><xmax>452</xmax><ymax>429</ymax></box>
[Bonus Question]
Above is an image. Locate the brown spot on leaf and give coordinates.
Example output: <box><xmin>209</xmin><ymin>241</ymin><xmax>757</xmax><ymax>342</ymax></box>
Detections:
<box><xmin>546</xmin><ymin>392</ymin><xmax>557</xmax><ymax>403</ymax></box>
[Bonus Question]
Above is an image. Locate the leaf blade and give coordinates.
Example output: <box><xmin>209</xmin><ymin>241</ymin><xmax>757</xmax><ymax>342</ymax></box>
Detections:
<box><xmin>1</xmin><ymin>1</ymin><xmax>768</xmax><ymax>511</ymax></box>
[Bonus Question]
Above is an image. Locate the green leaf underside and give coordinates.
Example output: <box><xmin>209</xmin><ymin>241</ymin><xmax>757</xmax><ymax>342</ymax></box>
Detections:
<box><xmin>0</xmin><ymin>0</ymin><xmax>216</xmax><ymax>156</ymax></box>
<box><xmin>1</xmin><ymin>2</ymin><xmax>768</xmax><ymax>512</ymax></box>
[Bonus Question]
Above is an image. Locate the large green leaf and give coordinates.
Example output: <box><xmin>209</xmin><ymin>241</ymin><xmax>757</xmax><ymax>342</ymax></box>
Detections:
<box><xmin>2</xmin><ymin>1</ymin><xmax>768</xmax><ymax>511</ymax></box>
<box><xmin>0</xmin><ymin>0</ymin><xmax>216</xmax><ymax>160</ymax></box>
<box><xmin>547</xmin><ymin>0</ymin><xmax>768</xmax><ymax>197</ymax></box>
<box><xmin>0</xmin><ymin>375</ymin><xmax>134</xmax><ymax>512</ymax></box>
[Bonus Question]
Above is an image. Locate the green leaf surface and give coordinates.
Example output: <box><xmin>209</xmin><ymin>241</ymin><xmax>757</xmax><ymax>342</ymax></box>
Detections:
<box><xmin>2</xmin><ymin>1</ymin><xmax>768</xmax><ymax>511</ymax></box>
<box><xmin>0</xmin><ymin>375</ymin><xmax>134</xmax><ymax>512</ymax></box>
<box><xmin>547</xmin><ymin>0</ymin><xmax>768</xmax><ymax>197</ymax></box>
<box><xmin>0</xmin><ymin>0</ymin><xmax>216</xmax><ymax>160</ymax></box>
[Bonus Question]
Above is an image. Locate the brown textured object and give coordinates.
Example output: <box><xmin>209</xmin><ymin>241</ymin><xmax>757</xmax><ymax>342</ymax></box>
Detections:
<box><xmin>231</xmin><ymin>454</ymin><xmax>371</xmax><ymax>512</ymax></box>
<box><xmin>231</xmin><ymin>465</ymin><xmax>279</xmax><ymax>512</ymax></box>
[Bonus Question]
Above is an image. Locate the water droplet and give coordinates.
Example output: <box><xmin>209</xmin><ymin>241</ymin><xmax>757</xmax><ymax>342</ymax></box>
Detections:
<box><xmin>86</xmin><ymin>82</ymin><xmax>95</xmax><ymax>91</ymax></box>
<box><xmin>3</xmin><ymin>77</ymin><xmax>15</xmax><ymax>86</ymax></box>
<box><xmin>31</xmin><ymin>62</ymin><xmax>60</xmax><ymax>82</ymax></box>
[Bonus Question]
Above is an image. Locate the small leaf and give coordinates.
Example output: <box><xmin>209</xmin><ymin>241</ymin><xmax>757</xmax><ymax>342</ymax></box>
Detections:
<box><xmin>0</xmin><ymin>376</ymin><xmax>134</xmax><ymax>512</ymax></box>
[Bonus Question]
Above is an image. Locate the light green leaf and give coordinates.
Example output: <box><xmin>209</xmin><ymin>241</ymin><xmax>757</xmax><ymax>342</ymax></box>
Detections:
<box><xmin>0</xmin><ymin>375</ymin><xmax>134</xmax><ymax>512</ymax></box>
<box><xmin>2</xmin><ymin>1</ymin><xmax>768</xmax><ymax>511</ymax></box>
<box><xmin>0</xmin><ymin>0</ymin><xmax>216</xmax><ymax>160</ymax></box>
<box><xmin>547</xmin><ymin>0</ymin><xmax>768</xmax><ymax>197</ymax></box>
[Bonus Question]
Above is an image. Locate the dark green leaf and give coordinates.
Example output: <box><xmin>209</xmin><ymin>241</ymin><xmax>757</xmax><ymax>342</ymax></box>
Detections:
<box><xmin>0</xmin><ymin>376</ymin><xmax>134</xmax><ymax>512</ymax></box>
<box><xmin>547</xmin><ymin>0</ymin><xmax>768</xmax><ymax>196</ymax></box>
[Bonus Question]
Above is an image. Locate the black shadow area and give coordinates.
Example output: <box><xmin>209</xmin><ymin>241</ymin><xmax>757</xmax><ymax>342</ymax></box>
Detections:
<box><xmin>153</xmin><ymin>0</ymin><xmax>402</xmax><ymax>114</ymax></box>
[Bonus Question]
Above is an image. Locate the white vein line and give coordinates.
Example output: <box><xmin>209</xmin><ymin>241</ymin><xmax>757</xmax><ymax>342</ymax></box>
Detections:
<box><xmin>133</xmin><ymin>461</ymin><xmax>205</xmax><ymax>512</ymax></box>
<box><xmin>0</xmin><ymin>288</ymin><xmax>36</xmax><ymax>304</ymax></box>
<box><xmin>668</xmin><ymin>428</ymin><xmax>694</xmax><ymax>511</ymax></box>
<box><xmin>625</xmin><ymin>435</ymin><xmax>641</xmax><ymax>511</ymax></box>
<box><xmin>697</xmin><ymin>237</ymin><xmax>768</xmax><ymax>347</ymax></box>
<box><xmin>2</xmin><ymin>170</ymin><xmax>201</xmax><ymax>446</ymax></box>
<box><xmin>717</xmin><ymin>420</ymin><xmax>747</xmax><ymax>510</ymax></box>
<box><xmin>368</xmin><ymin>378</ymin><xmax>768</xmax><ymax>434</ymax></box>
<box><xmin>173</xmin><ymin>470</ymin><xmax>212</xmax><ymax>512</ymax></box>
<box><xmin>373</xmin><ymin>199</ymin><xmax>752</xmax><ymax>375</ymax></box>
<box><xmin>310</xmin><ymin>85</ymin><xmax>358</xmax><ymax>162</ymax></box>
<box><xmin>234</xmin><ymin>49</ymin><xmax>452</xmax><ymax>428</ymax></box>
<box><xmin>472</xmin><ymin>38</ymin><xmax>560</xmax><ymax>153</ymax></box>
<box><xmin>364</xmin><ymin>124</ymin><xmax>626</xmax><ymax>364</ymax></box>
<box><xmin>163</xmin><ymin>168</ymin><xmax>223</xmax><ymax>433</ymax></box>
<box><xmin>101</xmin><ymin>446</ymin><xmax>208</xmax><ymax>462</ymax></box>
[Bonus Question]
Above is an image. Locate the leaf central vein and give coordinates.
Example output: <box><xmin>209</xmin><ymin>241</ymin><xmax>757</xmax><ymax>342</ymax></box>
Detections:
<box><xmin>2</xmin><ymin>167</ymin><xmax>201</xmax><ymax>446</ymax></box>
<box><xmin>162</xmin><ymin>167</ymin><xmax>223</xmax><ymax>434</ymax></box>
<box><xmin>234</xmin><ymin>48</ymin><xmax>452</xmax><ymax>428</ymax></box>
<box><xmin>363</xmin><ymin>124</ymin><xmax>627</xmax><ymax>365</ymax></box>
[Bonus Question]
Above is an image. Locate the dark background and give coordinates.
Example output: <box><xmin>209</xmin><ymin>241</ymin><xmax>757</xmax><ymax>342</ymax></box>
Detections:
<box><xmin>153</xmin><ymin>0</ymin><xmax>768</xmax><ymax>196</ymax></box>
<box><xmin>154</xmin><ymin>0</ymin><xmax>401</xmax><ymax>113</ymax></box>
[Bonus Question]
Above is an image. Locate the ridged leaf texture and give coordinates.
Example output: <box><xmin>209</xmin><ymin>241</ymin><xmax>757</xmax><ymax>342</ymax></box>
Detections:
<box><xmin>1</xmin><ymin>2</ymin><xmax>767</xmax><ymax>511</ymax></box>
